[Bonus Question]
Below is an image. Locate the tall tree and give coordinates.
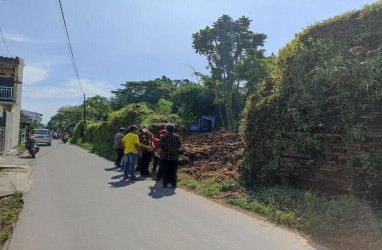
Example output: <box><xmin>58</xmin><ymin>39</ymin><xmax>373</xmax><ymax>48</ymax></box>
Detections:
<box><xmin>49</xmin><ymin>105</ymin><xmax>82</xmax><ymax>131</ymax></box>
<box><xmin>172</xmin><ymin>82</ymin><xmax>217</xmax><ymax>127</ymax></box>
<box><xmin>84</xmin><ymin>95</ymin><xmax>111</xmax><ymax>121</ymax></box>
<box><xmin>192</xmin><ymin>15</ymin><xmax>267</xmax><ymax>130</ymax></box>
<box><xmin>110</xmin><ymin>76</ymin><xmax>176</xmax><ymax>110</ymax></box>
<box><xmin>240</xmin><ymin>54</ymin><xmax>277</xmax><ymax>97</ymax></box>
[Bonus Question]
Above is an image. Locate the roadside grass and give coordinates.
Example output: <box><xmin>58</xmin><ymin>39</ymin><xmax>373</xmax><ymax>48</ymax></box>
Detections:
<box><xmin>179</xmin><ymin>173</ymin><xmax>382</xmax><ymax>250</ymax></box>
<box><xmin>0</xmin><ymin>192</ymin><xmax>23</xmax><ymax>248</ymax></box>
<box><xmin>74</xmin><ymin>139</ymin><xmax>116</xmax><ymax>162</ymax></box>
<box><xmin>180</xmin><ymin>175</ymin><xmax>239</xmax><ymax>197</ymax></box>
<box><xmin>17</xmin><ymin>143</ymin><xmax>26</xmax><ymax>154</ymax></box>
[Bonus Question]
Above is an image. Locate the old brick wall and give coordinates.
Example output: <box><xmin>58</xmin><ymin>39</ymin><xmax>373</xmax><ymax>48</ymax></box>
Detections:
<box><xmin>242</xmin><ymin>3</ymin><xmax>382</xmax><ymax>197</ymax></box>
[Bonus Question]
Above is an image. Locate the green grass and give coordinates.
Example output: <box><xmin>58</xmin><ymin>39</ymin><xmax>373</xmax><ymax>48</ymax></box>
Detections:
<box><xmin>17</xmin><ymin>143</ymin><xmax>26</xmax><ymax>153</ymax></box>
<box><xmin>0</xmin><ymin>192</ymin><xmax>23</xmax><ymax>248</ymax></box>
<box><xmin>201</xmin><ymin>186</ymin><xmax>220</xmax><ymax>196</ymax></box>
<box><xmin>74</xmin><ymin>138</ymin><xmax>116</xmax><ymax>162</ymax></box>
<box><xmin>180</xmin><ymin>175</ymin><xmax>238</xmax><ymax>197</ymax></box>
<box><xmin>229</xmin><ymin>186</ymin><xmax>382</xmax><ymax>250</ymax></box>
<box><xmin>180</xmin><ymin>178</ymin><xmax>199</xmax><ymax>189</ymax></box>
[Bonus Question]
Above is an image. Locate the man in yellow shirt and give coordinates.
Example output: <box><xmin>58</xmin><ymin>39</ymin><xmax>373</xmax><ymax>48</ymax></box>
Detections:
<box><xmin>121</xmin><ymin>125</ymin><xmax>140</xmax><ymax>180</ymax></box>
<box><xmin>121</xmin><ymin>125</ymin><xmax>153</xmax><ymax>180</ymax></box>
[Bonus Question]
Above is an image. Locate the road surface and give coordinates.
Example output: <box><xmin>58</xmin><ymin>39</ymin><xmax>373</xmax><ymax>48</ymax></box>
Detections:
<box><xmin>8</xmin><ymin>140</ymin><xmax>325</xmax><ymax>250</ymax></box>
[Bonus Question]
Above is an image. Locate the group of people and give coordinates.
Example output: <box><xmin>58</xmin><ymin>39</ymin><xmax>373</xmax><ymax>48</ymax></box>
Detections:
<box><xmin>113</xmin><ymin>124</ymin><xmax>183</xmax><ymax>188</ymax></box>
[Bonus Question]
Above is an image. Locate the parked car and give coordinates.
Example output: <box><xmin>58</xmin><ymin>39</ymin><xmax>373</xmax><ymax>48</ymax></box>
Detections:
<box><xmin>31</xmin><ymin>129</ymin><xmax>52</xmax><ymax>146</ymax></box>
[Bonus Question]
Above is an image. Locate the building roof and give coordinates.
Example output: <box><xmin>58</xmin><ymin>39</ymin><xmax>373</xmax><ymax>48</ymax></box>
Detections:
<box><xmin>0</xmin><ymin>56</ymin><xmax>22</xmax><ymax>64</ymax></box>
<box><xmin>21</xmin><ymin>110</ymin><xmax>43</xmax><ymax>116</ymax></box>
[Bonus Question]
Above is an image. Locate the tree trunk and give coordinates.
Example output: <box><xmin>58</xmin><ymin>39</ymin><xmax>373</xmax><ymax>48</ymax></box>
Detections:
<box><xmin>225</xmin><ymin>91</ymin><xmax>235</xmax><ymax>130</ymax></box>
<box><xmin>218</xmin><ymin>103</ymin><xmax>225</xmax><ymax>129</ymax></box>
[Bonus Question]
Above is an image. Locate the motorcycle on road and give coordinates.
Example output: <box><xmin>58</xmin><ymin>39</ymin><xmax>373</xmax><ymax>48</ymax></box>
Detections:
<box><xmin>26</xmin><ymin>138</ymin><xmax>40</xmax><ymax>158</ymax></box>
<box><xmin>62</xmin><ymin>135</ymin><xmax>69</xmax><ymax>143</ymax></box>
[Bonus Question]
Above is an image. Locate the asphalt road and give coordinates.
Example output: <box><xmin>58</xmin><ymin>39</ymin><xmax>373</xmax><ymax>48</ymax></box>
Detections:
<box><xmin>8</xmin><ymin>140</ymin><xmax>325</xmax><ymax>250</ymax></box>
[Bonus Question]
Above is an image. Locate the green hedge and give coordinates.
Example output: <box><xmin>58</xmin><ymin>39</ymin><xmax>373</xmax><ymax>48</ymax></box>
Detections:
<box><xmin>70</xmin><ymin>103</ymin><xmax>184</xmax><ymax>161</ymax></box>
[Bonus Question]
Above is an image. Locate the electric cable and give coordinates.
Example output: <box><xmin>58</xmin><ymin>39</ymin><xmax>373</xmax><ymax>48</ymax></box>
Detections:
<box><xmin>75</xmin><ymin>96</ymin><xmax>84</xmax><ymax>106</ymax></box>
<box><xmin>0</xmin><ymin>27</ymin><xmax>11</xmax><ymax>56</ymax></box>
<box><xmin>56</xmin><ymin>0</ymin><xmax>87</xmax><ymax>136</ymax></box>
<box><xmin>56</xmin><ymin>0</ymin><xmax>84</xmax><ymax>95</ymax></box>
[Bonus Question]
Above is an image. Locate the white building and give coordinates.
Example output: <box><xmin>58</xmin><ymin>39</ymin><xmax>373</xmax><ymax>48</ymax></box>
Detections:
<box><xmin>21</xmin><ymin>110</ymin><xmax>42</xmax><ymax>126</ymax></box>
<box><xmin>0</xmin><ymin>56</ymin><xmax>24</xmax><ymax>152</ymax></box>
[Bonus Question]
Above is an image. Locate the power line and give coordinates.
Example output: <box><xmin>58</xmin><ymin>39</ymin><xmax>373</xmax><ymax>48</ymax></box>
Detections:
<box><xmin>0</xmin><ymin>27</ymin><xmax>11</xmax><ymax>56</ymax></box>
<box><xmin>75</xmin><ymin>96</ymin><xmax>84</xmax><ymax>106</ymax></box>
<box><xmin>56</xmin><ymin>0</ymin><xmax>86</xmax><ymax>137</ymax></box>
<box><xmin>56</xmin><ymin>0</ymin><xmax>84</xmax><ymax>95</ymax></box>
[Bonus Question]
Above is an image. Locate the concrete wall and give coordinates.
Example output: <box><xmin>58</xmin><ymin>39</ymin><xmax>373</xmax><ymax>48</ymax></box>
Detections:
<box><xmin>5</xmin><ymin>110</ymin><xmax>13</xmax><ymax>151</ymax></box>
<box><xmin>0</xmin><ymin>57</ymin><xmax>24</xmax><ymax>149</ymax></box>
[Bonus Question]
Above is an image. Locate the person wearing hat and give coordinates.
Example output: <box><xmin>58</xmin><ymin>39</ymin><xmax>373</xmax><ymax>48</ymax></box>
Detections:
<box><xmin>113</xmin><ymin>127</ymin><xmax>125</xmax><ymax>169</ymax></box>
<box><xmin>152</xmin><ymin>129</ymin><xmax>167</xmax><ymax>181</ymax></box>
<box><xmin>159</xmin><ymin>124</ymin><xmax>182</xmax><ymax>188</ymax></box>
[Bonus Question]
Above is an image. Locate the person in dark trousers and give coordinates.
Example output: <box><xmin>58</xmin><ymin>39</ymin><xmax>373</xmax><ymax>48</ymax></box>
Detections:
<box><xmin>138</xmin><ymin>125</ymin><xmax>153</xmax><ymax>177</ymax></box>
<box><xmin>159</xmin><ymin>124</ymin><xmax>182</xmax><ymax>188</ymax></box>
<box><xmin>152</xmin><ymin>129</ymin><xmax>167</xmax><ymax>181</ymax></box>
<box><xmin>113</xmin><ymin>127</ymin><xmax>125</xmax><ymax>169</ymax></box>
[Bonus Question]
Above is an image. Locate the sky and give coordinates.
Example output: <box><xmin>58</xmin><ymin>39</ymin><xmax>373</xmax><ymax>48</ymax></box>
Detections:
<box><xmin>0</xmin><ymin>0</ymin><xmax>378</xmax><ymax>124</ymax></box>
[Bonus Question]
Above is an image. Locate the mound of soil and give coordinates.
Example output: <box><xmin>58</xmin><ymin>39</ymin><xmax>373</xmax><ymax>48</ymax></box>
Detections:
<box><xmin>180</xmin><ymin>131</ymin><xmax>244</xmax><ymax>181</ymax></box>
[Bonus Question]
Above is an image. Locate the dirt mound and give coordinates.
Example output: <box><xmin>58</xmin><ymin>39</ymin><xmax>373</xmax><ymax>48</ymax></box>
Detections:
<box><xmin>180</xmin><ymin>131</ymin><xmax>244</xmax><ymax>181</ymax></box>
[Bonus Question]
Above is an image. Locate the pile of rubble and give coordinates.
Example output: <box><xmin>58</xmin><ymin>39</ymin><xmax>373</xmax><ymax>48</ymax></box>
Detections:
<box><xmin>180</xmin><ymin>131</ymin><xmax>244</xmax><ymax>181</ymax></box>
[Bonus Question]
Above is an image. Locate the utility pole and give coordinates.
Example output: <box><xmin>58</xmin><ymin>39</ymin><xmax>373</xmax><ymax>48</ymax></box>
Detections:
<box><xmin>83</xmin><ymin>94</ymin><xmax>86</xmax><ymax>137</ymax></box>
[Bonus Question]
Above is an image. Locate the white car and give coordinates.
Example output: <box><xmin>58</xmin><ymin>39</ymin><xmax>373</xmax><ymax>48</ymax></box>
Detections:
<box><xmin>31</xmin><ymin>129</ymin><xmax>52</xmax><ymax>146</ymax></box>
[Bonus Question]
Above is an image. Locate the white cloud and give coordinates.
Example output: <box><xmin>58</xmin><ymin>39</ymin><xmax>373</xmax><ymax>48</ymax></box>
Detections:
<box><xmin>22</xmin><ymin>79</ymin><xmax>114</xmax><ymax>123</ymax></box>
<box><xmin>3</xmin><ymin>30</ymin><xmax>30</xmax><ymax>43</ymax></box>
<box><xmin>2</xmin><ymin>30</ymin><xmax>62</xmax><ymax>44</ymax></box>
<box><xmin>22</xmin><ymin>78</ymin><xmax>113</xmax><ymax>99</ymax></box>
<box><xmin>23</xmin><ymin>66</ymin><xmax>49</xmax><ymax>84</ymax></box>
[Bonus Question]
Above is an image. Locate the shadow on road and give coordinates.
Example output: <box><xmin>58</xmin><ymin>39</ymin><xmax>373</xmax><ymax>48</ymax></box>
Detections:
<box><xmin>148</xmin><ymin>181</ymin><xmax>175</xmax><ymax>199</ymax></box>
<box><xmin>111</xmin><ymin>174</ymin><xmax>124</xmax><ymax>179</ymax></box>
<box><xmin>17</xmin><ymin>156</ymin><xmax>33</xmax><ymax>159</ymax></box>
<box><xmin>104</xmin><ymin>167</ymin><xmax>124</xmax><ymax>173</ymax></box>
<box><xmin>108</xmin><ymin>179</ymin><xmax>136</xmax><ymax>188</ymax></box>
<box><xmin>104</xmin><ymin>167</ymin><xmax>116</xmax><ymax>171</ymax></box>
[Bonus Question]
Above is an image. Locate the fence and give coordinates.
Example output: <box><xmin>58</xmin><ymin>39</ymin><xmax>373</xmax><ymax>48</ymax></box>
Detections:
<box><xmin>0</xmin><ymin>86</ymin><xmax>14</xmax><ymax>100</ymax></box>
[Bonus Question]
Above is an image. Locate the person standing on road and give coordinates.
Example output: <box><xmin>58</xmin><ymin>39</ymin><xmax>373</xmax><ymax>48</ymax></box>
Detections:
<box><xmin>159</xmin><ymin>124</ymin><xmax>182</xmax><ymax>188</ymax></box>
<box><xmin>138</xmin><ymin>125</ymin><xmax>153</xmax><ymax>177</ymax></box>
<box><xmin>121</xmin><ymin>125</ymin><xmax>140</xmax><ymax>181</ymax></box>
<box><xmin>113</xmin><ymin>127</ymin><xmax>125</xmax><ymax>169</ymax></box>
<box><xmin>121</xmin><ymin>125</ymin><xmax>153</xmax><ymax>181</ymax></box>
<box><xmin>152</xmin><ymin>129</ymin><xmax>167</xmax><ymax>181</ymax></box>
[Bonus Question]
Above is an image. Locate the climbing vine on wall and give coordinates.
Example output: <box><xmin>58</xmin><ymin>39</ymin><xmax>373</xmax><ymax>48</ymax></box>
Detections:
<box><xmin>240</xmin><ymin>3</ymin><xmax>382</xmax><ymax>197</ymax></box>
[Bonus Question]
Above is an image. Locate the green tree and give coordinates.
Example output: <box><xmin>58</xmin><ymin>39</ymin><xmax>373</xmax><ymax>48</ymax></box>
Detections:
<box><xmin>84</xmin><ymin>95</ymin><xmax>111</xmax><ymax>121</ymax></box>
<box><xmin>155</xmin><ymin>98</ymin><xmax>173</xmax><ymax>115</ymax></box>
<box><xmin>110</xmin><ymin>76</ymin><xmax>176</xmax><ymax>110</ymax></box>
<box><xmin>172</xmin><ymin>81</ymin><xmax>217</xmax><ymax>127</ymax></box>
<box><xmin>49</xmin><ymin>105</ymin><xmax>82</xmax><ymax>131</ymax></box>
<box><xmin>192</xmin><ymin>15</ymin><xmax>267</xmax><ymax>130</ymax></box>
<box><xmin>240</xmin><ymin>54</ymin><xmax>277</xmax><ymax>97</ymax></box>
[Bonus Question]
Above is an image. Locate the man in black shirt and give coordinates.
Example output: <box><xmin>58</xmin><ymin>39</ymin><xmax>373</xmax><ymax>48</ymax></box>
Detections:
<box><xmin>159</xmin><ymin>124</ymin><xmax>182</xmax><ymax>188</ymax></box>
